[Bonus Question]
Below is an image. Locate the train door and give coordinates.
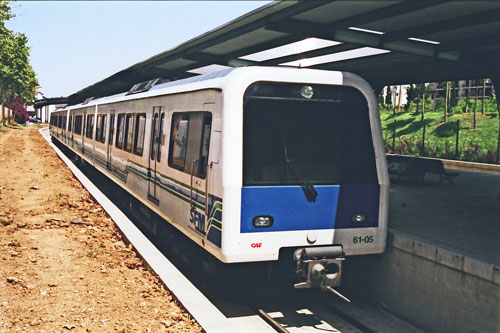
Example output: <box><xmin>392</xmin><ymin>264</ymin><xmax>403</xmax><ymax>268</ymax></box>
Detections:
<box><xmin>188</xmin><ymin>112</ymin><xmax>212</xmax><ymax>234</ymax></box>
<box><xmin>169</xmin><ymin>111</ymin><xmax>212</xmax><ymax>235</ymax></box>
<box><xmin>147</xmin><ymin>106</ymin><xmax>164</xmax><ymax>204</ymax></box>
<box><xmin>106</xmin><ymin>110</ymin><xmax>115</xmax><ymax>170</ymax></box>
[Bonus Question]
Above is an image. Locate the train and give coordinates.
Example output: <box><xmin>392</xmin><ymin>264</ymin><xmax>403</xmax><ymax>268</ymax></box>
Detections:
<box><xmin>50</xmin><ymin>66</ymin><xmax>389</xmax><ymax>291</ymax></box>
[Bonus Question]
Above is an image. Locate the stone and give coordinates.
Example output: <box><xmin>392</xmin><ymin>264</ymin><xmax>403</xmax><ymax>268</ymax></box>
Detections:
<box><xmin>7</xmin><ymin>277</ymin><xmax>19</xmax><ymax>284</ymax></box>
<box><xmin>0</xmin><ymin>218</ymin><xmax>11</xmax><ymax>226</ymax></box>
<box><xmin>16</xmin><ymin>222</ymin><xmax>27</xmax><ymax>228</ymax></box>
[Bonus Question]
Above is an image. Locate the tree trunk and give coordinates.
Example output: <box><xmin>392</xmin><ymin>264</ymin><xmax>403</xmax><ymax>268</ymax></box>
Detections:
<box><xmin>474</xmin><ymin>80</ymin><xmax>478</xmax><ymax>128</ymax></box>
<box><xmin>397</xmin><ymin>85</ymin><xmax>402</xmax><ymax>113</ymax></box>
<box><xmin>445</xmin><ymin>82</ymin><xmax>449</xmax><ymax>122</ymax></box>
<box><xmin>465</xmin><ymin>80</ymin><xmax>471</xmax><ymax>113</ymax></box>
<box><xmin>448</xmin><ymin>82</ymin><xmax>453</xmax><ymax>109</ymax></box>
<box><xmin>416</xmin><ymin>93</ymin><xmax>420</xmax><ymax>114</ymax></box>
<box><xmin>482</xmin><ymin>79</ymin><xmax>486</xmax><ymax>114</ymax></box>
<box><xmin>422</xmin><ymin>92</ymin><xmax>425</xmax><ymax>114</ymax></box>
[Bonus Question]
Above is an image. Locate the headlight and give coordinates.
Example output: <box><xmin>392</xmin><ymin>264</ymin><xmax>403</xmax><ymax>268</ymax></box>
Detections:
<box><xmin>252</xmin><ymin>215</ymin><xmax>274</xmax><ymax>228</ymax></box>
<box><xmin>351</xmin><ymin>213</ymin><xmax>367</xmax><ymax>223</ymax></box>
<box><xmin>300</xmin><ymin>85</ymin><xmax>314</xmax><ymax>99</ymax></box>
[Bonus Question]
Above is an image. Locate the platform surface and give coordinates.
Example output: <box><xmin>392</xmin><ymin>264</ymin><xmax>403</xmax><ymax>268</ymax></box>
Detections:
<box><xmin>389</xmin><ymin>169</ymin><xmax>500</xmax><ymax>266</ymax></box>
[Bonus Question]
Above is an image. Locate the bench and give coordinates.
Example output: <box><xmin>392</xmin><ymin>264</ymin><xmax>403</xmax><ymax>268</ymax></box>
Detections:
<box><xmin>387</xmin><ymin>155</ymin><xmax>459</xmax><ymax>185</ymax></box>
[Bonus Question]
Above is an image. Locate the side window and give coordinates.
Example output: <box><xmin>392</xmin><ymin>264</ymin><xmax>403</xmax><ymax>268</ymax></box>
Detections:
<box><xmin>168</xmin><ymin>112</ymin><xmax>212</xmax><ymax>179</ymax></box>
<box><xmin>169</xmin><ymin>113</ymin><xmax>189</xmax><ymax>169</ymax></box>
<box><xmin>96</xmin><ymin>115</ymin><xmax>102</xmax><ymax>141</ymax></box>
<box><xmin>75</xmin><ymin>115</ymin><xmax>82</xmax><ymax>135</ymax></box>
<box><xmin>150</xmin><ymin>113</ymin><xmax>159</xmax><ymax>160</ymax></box>
<box><xmin>116</xmin><ymin>114</ymin><xmax>125</xmax><ymax>149</ymax></box>
<box><xmin>125</xmin><ymin>114</ymin><xmax>134</xmax><ymax>152</ymax></box>
<box><xmin>133</xmin><ymin>113</ymin><xmax>146</xmax><ymax>156</ymax></box>
<box><xmin>86</xmin><ymin>115</ymin><xmax>94</xmax><ymax>139</ymax></box>
<box><xmin>100</xmin><ymin>114</ymin><xmax>107</xmax><ymax>144</ymax></box>
<box><xmin>198</xmin><ymin>114</ymin><xmax>212</xmax><ymax>178</ymax></box>
<box><xmin>109</xmin><ymin>113</ymin><xmax>115</xmax><ymax>145</ymax></box>
<box><xmin>157</xmin><ymin>112</ymin><xmax>165</xmax><ymax>161</ymax></box>
<box><xmin>68</xmin><ymin>115</ymin><xmax>73</xmax><ymax>132</ymax></box>
<box><xmin>96</xmin><ymin>114</ymin><xmax>107</xmax><ymax>143</ymax></box>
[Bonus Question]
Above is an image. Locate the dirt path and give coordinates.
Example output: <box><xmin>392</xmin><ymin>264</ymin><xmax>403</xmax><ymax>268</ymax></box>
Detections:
<box><xmin>0</xmin><ymin>126</ymin><xmax>201</xmax><ymax>332</ymax></box>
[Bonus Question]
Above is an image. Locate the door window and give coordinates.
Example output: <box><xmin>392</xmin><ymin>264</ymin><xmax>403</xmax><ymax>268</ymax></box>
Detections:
<box><xmin>168</xmin><ymin>112</ymin><xmax>212</xmax><ymax>178</ymax></box>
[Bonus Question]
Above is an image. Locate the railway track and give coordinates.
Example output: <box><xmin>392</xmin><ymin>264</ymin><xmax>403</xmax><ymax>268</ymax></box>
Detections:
<box><xmin>223</xmin><ymin>289</ymin><xmax>423</xmax><ymax>333</ymax></box>
<box><xmin>46</xmin><ymin>128</ymin><xmax>424</xmax><ymax>333</ymax></box>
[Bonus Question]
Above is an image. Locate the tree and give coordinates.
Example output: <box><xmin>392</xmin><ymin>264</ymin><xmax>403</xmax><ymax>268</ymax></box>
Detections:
<box><xmin>445</xmin><ymin>81</ymin><xmax>449</xmax><ymax>122</ymax></box>
<box><xmin>384</xmin><ymin>86</ymin><xmax>392</xmax><ymax>107</ymax></box>
<box><xmin>473</xmin><ymin>79</ymin><xmax>478</xmax><ymax>128</ymax></box>
<box><xmin>465</xmin><ymin>80</ymin><xmax>470</xmax><ymax>113</ymax></box>
<box><xmin>482</xmin><ymin>79</ymin><xmax>486</xmax><ymax>115</ymax></box>
<box><xmin>0</xmin><ymin>1</ymin><xmax>38</xmax><ymax>117</ymax></box>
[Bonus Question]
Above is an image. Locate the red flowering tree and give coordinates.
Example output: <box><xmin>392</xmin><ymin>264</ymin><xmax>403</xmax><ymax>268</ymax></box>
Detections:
<box><xmin>6</xmin><ymin>98</ymin><xmax>28</xmax><ymax>124</ymax></box>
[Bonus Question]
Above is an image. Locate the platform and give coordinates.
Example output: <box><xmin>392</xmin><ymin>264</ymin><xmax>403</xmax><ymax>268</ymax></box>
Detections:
<box><xmin>344</xmin><ymin>167</ymin><xmax>500</xmax><ymax>332</ymax></box>
<box><xmin>389</xmin><ymin>169</ymin><xmax>500</xmax><ymax>266</ymax></box>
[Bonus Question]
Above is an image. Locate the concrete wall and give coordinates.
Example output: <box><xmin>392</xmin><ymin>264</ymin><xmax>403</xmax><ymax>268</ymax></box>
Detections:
<box><xmin>343</xmin><ymin>231</ymin><xmax>500</xmax><ymax>333</ymax></box>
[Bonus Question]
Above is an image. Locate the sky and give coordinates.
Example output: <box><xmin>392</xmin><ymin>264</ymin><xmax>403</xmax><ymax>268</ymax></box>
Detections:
<box><xmin>6</xmin><ymin>1</ymin><xmax>268</xmax><ymax>98</ymax></box>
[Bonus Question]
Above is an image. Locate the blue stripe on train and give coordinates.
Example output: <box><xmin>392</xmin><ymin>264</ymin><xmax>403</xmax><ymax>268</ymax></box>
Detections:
<box><xmin>207</xmin><ymin>227</ymin><xmax>222</xmax><ymax>247</ymax></box>
<box><xmin>241</xmin><ymin>186</ymin><xmax>340</xmax><ymax>233</ymax></box>
<box><xmin>334</xmin><ymin>185</ymin><xmax>379</xmax><ymax>229</ymax></box>
<box><xmin>240</xmin><ymin>184</ymin><xmax>379</xmax><ymax>233</ymax></box>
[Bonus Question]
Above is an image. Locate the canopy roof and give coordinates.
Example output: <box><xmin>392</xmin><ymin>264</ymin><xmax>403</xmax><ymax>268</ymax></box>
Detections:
<box><xmin>65</xmin><ymin>1</ymin><xmax>500</xmax><ymax>106</ymax></box>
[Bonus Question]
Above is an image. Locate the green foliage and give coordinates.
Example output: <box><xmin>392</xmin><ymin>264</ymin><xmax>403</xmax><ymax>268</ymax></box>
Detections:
<box><xmin>0</xmin><ymin>1</ymin><xmax>38</xmax><ymax>105</ymax></box>
<box><xmin>406</xmin><ymin>97</ymin><xmax>434</xmax><ymax>113</ymax></box>
<box><xmin>380</xmin><ymin>108</ymin><xmax>500</xmax><ymax>164</ymax></box>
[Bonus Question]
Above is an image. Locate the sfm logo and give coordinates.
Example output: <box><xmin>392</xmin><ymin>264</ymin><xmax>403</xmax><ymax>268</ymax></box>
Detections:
<box><xmin>190</xmin><ymin>207</ymin><xmax>206</xmax><ymax>235</ymax></box>
<box><xmin>251</xmin><ymin>243</ymin><xmax>262</xmax><ymax>248</ymax></box>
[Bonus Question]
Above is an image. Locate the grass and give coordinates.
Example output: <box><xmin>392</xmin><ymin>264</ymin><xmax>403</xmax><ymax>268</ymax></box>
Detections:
<box><xmin>380</xmin><ymin>106</ymin><xmax>500</xmax><ymax>164</ymax></box>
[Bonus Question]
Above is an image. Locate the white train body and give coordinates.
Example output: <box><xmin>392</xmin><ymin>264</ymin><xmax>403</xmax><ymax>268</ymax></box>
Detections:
<box><xmin>50</xmin><ymin>67</ymin><xmax>388</xmax><ymax>287</ymax></box>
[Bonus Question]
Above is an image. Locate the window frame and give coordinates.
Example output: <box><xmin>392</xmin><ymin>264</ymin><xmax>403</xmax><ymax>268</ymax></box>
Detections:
<box><xmin>168</xmin><ymin>113</ymin><xmax>190</xmax><ymax>171</ymax></box>
<box><xmin>124</xmin><ymin>113</ymin><xmax>134</xmax><ymax>152</ymax></box>
<box><xmin>133</xmin><ymin>113</ymin><xmax>146</xmax><ymax>156</ymax></box>
<box><xmin>85</xmin><ymin>114</ymin><xmax>94</xmax><ymax>139</ymax></box>
<box><xmin>168</xmin><ymin>111</ymin><xmax>212</xmax><ymax>179</ymax></box>
<box><xmin>115</xmin><ymin>113</ymin><xmax>125</xmax><ymax>149</ymax></box>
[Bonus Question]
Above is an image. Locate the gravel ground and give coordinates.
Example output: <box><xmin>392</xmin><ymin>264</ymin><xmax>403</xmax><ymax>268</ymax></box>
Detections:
<box><xmin>0</xmin><ymin>125</ymin><xmax>202</xmax><ymax>332</ymax></box>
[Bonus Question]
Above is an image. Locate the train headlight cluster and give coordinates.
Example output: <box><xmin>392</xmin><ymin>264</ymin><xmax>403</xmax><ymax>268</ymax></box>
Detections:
<box><xmin>300</xmin><ymin>85</ymin><xmax>314</xmax><ymax>99</ymax></box>
<box><xmin>252</xmin><ymin>215</ymin><xmax>274</xmax><ymax>228</ymax></box>
<box><xmin>351</xmin><ymin>213</ymin><xmax>367</xmax><ymax>223</ymax></box>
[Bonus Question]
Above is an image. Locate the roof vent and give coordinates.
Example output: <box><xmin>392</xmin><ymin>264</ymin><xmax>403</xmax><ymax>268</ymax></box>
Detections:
<box><xmin>126</xmin><ymin>78</ymin><xmax>160</xmax><ymax>96</ymax></box>
<box><xmin>82</xmin><ymin>97</ymin><xmax>97</xmax><ymax>105</ymax></box>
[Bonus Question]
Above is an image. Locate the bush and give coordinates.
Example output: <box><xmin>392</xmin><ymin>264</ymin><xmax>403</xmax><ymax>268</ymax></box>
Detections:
<box><xmin>6</xmin><ymin>98</ymin><xmax>28</xmax><ymax>124</ymax></box>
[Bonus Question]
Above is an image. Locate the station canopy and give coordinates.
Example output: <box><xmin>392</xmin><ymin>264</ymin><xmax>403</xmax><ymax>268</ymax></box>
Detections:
<box><xmin>65</xmin><ymin>1</ymin><xmax>500</xmax><ymax>106</ymax></box>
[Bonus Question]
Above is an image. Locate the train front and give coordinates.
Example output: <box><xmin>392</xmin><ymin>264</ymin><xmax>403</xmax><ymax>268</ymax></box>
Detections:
<box><xmin>220</xmin><ymin>68</ymin><xmax>388</xmax><ymax>290</ymax></box>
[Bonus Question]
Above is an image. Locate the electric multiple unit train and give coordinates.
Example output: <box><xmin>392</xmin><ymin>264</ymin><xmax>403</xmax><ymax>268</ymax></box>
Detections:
<box><xmin>50</xmin><ymin>67</ymin><xmax>389</xmax><ymax>290</ymax></box>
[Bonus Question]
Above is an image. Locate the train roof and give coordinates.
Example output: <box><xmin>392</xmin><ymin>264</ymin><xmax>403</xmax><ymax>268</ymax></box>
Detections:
<box><xmin>55</xmin><ymin>66</ymin><xmax>368</xmax><ymax>112</ymax></box>
<box><xmin>57</xmin><ymin>67</ymin><xmax>238</xmax><ymax>111</ymax></box>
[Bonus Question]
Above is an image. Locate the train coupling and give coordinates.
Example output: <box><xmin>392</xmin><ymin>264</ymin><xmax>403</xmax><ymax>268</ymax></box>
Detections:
<box><xmin>293</xmin><ymin>246</ymin><xmax>344</xmax><ymax>291</ymax></box>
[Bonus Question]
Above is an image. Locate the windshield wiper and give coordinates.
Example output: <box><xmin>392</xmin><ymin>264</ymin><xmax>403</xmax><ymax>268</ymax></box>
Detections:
<box><xmin>283</xmin><ymin>140</ymin><xmax>318</xmax><ymax>203</ymax></box>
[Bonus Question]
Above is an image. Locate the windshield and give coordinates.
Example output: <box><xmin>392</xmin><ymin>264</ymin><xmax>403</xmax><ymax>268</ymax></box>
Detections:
<box><xmin>243</xmin><ymin>82</ymin><xmax>378</xmax><ymax>186</ymax></box>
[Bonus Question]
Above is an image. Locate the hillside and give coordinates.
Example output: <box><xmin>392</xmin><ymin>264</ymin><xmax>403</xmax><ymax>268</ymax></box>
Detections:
<box><xmin>380</xmin><ymin>108</ymin><xmax>499</xmax><ymax>164</ymax></box>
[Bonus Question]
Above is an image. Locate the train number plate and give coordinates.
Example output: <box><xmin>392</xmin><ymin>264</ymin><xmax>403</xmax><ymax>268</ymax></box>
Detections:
<box><xmin>353</xmin><ymin>236</ymin><xmax>374</xmax><ymax>244</ymax></box>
